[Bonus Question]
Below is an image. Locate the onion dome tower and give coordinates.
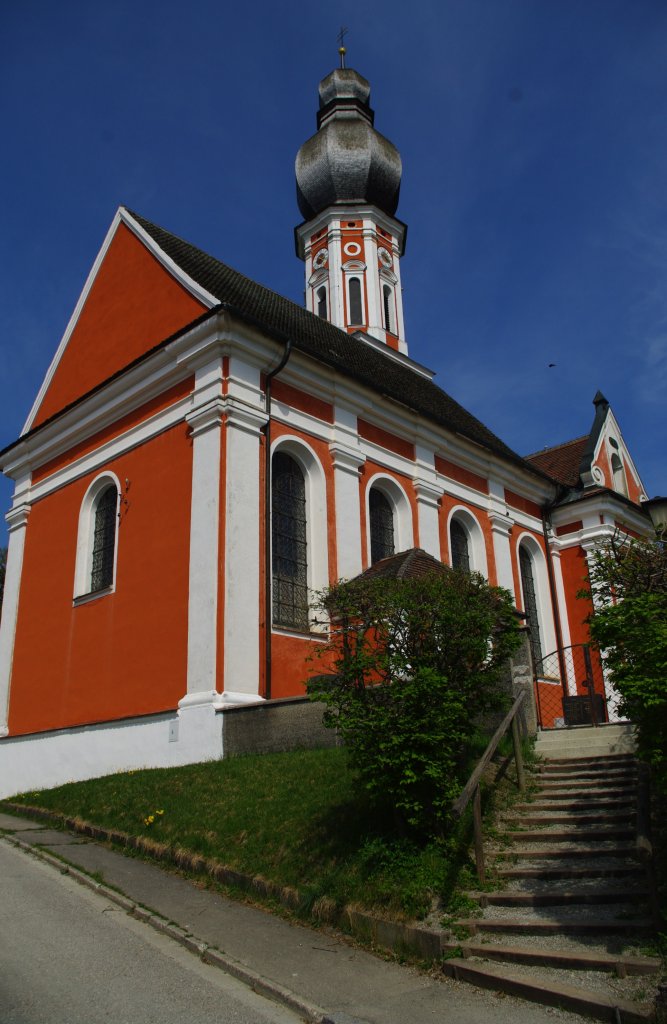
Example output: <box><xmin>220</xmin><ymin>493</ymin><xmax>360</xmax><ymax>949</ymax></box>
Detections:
<box><xmin>295</xmin><ymin>52</ymin><xmax>408</xmax><ymax>353</ymax></box>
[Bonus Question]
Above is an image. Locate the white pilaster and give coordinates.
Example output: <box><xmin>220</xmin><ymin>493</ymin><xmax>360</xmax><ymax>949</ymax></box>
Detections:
<box><xmin>183</xmin><ymin>359</ymin><xmax>225</xmax><ymax>700</ymax></box>
<box><xmin>490</xmin><ymin>513</ymin><xmax>516</xmax><ymax>596</ymax></box>
<box><xmin>330</xmin><ymin>443</ymin><xmax>365</xmax><ymax>580</ymax></box>
<box><xmin>0</xmin><ymin>504</ymin><xmax>31</xmax><ymax>736</ymax></box>
<box><xmin>223</xmin><ymin>400</ymin><xmax>267</xmax><ymax>699</ymax></box>
<box><xmin>549</xmin><ymin>543</ymin><xmax>573</xmax><ymax>650</ymax></box>
<box><xmin>414</xmin><ymin>482</ymin><xmax>441</xmax><ymax>558</ymax></box>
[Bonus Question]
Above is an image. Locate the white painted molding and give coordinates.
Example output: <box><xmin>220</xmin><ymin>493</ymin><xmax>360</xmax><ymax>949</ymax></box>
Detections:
<box><xmin>365</xmin><ymin>473</ymin><xmax>414</xmax><ymax>558</ymax></box>
<box><xmin>447</xmin><ymin>505</ymin><xmax>489</xmax><ymax>578</ymax></box>
<box><xmin>0</xmin><ymin>504</ymin><xmax>31</xmax><ymax>734</ymax></box>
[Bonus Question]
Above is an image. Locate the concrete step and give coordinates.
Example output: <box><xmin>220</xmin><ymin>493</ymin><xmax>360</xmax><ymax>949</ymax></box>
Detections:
<box><xmin>495</xmin><ymin>865</ymin><xmax>642</xmax><ymax>881</ymax></box>
<box><xmin>501</xmin><ymin>845</ymin><xmax>638</xmax><ymax>860</ymax></box>
<box><xmin>475</xmin><ymin>889</ymin><xmax>648</xmax><ymax>908</ymax></box>
<box><xmin>441</xmin><ymin>958</ymin><xmax>653</xmax><ymax>1023</ymax></box>
<box><xmin>456</xmin><ymin>917</ymin><xmax>654</xmax><ymax>937</ymax></box>
<box><xmin>515</xmin><ymin>798</ymin><xmax>635</xmax><ymax>812</ymax></box>
<box><xmin>538</xmin><ymin>763</ymin><xmax>637</xmax><ymax>776</ymax></box>
<box><xmin>504</xmin><ymin>827</ymin><xmax>635</xmax><ymax>843</ymax></box>
<box><xmin>510</xmin><ymin>812</ymin><xmax>634</xmax><ymax>827</ymax></box>
<box><xmin>536</xmin><ymin>754</ymin><xmax>637</xmax><ymax>767</ymax></box>
<box><xmin>441</xmin><ymin>940</ymin><xmax>661</xmax><ymax>976</ymax></box>
<box><xmin>535</xmin><ymin>783</ymin><xmax>637</xmax><ymax>798</ymax></box>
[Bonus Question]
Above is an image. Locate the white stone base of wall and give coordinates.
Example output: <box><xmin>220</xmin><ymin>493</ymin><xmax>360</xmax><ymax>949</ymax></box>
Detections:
<box><xmin>0</xmin><ymin>704</ymin><xmax>224</xmax><ymax>800</ymax></box>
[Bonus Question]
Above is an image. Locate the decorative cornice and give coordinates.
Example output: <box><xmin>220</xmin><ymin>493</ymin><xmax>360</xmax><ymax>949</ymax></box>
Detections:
<box><xmin>5</xmin><ymin>504</ymin><xmax>31</xmax><ymax>532</ymax></box>
<box><xmin>413</xmin><ymin>481</ymin><xmax>441</xmax><ymax>508</ymax></box>
<box><xmin>329</xmin><ymin>443</ymin><xmax>365</xmax><ymax>475</ymax></box>
<box><xmin>185</xmin><ymin>397</ymin><xmax>226</xmax><ymax>438</ymax></box>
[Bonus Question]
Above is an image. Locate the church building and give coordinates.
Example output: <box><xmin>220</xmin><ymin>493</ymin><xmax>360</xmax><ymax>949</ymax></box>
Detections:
<box><xmin>0</xmin><ymin>61</ymin><xmax>651</xmax><ymax>797</ymax></box>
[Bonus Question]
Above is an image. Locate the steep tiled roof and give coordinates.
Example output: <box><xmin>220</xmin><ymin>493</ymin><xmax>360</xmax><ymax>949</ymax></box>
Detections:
<box><xmin>524</xmin><ymin>436</ymin><xmax>588</xmax><ymax>487</ymax></box>
<box><xmin>130</xmin><ymin>211</ymin><xmax>542</xmax><ymax>476</ymax></box>
<box><xmin>355</xmin><ymin>548</ymin><xmax>449</xmax><ymax>581</ymax></box>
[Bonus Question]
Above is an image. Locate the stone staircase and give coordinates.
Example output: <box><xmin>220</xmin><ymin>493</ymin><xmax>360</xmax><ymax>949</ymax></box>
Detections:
<box><xmin>442</xmin><ymin>726</ymin><xmax>662</xmax><ymax>1023</ymax></box>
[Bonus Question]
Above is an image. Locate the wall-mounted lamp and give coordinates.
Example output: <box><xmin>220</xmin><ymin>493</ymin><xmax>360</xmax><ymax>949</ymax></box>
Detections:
<box><xmin>641</xmin><ymin>496</ymin><xmax>667</xmax><ymax>536</ymax></box>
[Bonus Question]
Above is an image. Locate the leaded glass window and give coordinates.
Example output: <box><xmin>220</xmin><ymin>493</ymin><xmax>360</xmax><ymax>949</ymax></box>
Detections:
<box><xmin>450</xmin><ymin>519</ymin><xmax>471</xmax><ymax>572</ymax></box>
<box><xmin>519</xmin><ymin>546</ymin><xmax>543</xmax><ymax>672</ymax></box>
<box><xmin>90</xmin><ymin>485</ymin><xmax>117</xmax><ymax>592</ymax></box>
<box><xmin>369</xmin><ymin>488</ymin><xmax>394</xmax><ymax>564</ymax></box>
<box><xmin>272</xmin><ymin>452</ymin><xmax>309</xmax><ymax>630</ymax></box>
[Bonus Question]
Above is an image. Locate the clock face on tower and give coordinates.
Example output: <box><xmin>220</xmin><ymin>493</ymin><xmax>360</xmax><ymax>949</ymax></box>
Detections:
<box><xmin>377</xmin><ymin>246</ymin><xmax>393</xmax><ymax>268</ymax></box>
<box><xmin>312</xmin><ymin>247</ymin><xmax>329</xmax><ymax>270</ymax></box>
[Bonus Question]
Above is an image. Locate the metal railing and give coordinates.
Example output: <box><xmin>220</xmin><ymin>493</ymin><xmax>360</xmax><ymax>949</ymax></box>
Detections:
<box><xmin>534</xmin><ymin>643</ymin><xmax>608</xmax><ymax>730</ymax></box>
<box><xmin>451</xmin><ymin>690</ymin><xmax>527</xmax><ymax>884</ymax></box>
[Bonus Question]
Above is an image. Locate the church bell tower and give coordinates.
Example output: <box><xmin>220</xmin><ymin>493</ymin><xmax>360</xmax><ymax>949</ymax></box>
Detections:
<box><xmin>295</xmin><ymin>55</ymin><xmax>408</xmax><ymax>353</ymax></box>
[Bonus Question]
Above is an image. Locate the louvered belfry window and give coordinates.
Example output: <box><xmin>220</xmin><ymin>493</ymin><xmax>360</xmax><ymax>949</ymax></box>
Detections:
<box><xmin>91</xmin><ymin>485</ymin><xmax>117</xmax><ymax>592</ymax></box>
<box><xmin>450</xmin><ymin>519</ymin><xmax>471</xmax><ymax>572</ymax></box>
<box><xmin>519</xmin><ymin>546</ymin><xmax>543</xmax><ymax>672</ymax></box>
<box><xmin>369</xmin><ymin>488</ymin><xmax>395</xmax><ymax>564</ymax></box>
<box><xmin>272</xmin><ymin>452</ymin><xmax>309</xmax><ymax>630</ymax></box>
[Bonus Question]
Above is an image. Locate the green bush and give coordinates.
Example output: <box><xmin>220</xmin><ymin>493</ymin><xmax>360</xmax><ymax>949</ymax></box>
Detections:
<box><xmin>585</xmin><ymin>531</ymin><xmax>667</xmax><ymax>793</ymax></box>
<box><xmin>307</xmin><ymin>569</ymin><xmax>521</xmax><ymax>836</ymax></box>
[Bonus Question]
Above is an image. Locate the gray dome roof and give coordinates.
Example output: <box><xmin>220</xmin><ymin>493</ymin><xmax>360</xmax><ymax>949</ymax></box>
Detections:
<box><xmin>295</xmin><ymin>68</ymin><xmax>402</xmax><ymax>221</ymax></box>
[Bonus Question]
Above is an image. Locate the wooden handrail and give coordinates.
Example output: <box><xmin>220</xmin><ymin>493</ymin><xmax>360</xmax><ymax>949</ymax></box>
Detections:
<box><xmin>451</xmin><ymin>689</ymin><xmax>527</xmax><ymax>883</ymax></box>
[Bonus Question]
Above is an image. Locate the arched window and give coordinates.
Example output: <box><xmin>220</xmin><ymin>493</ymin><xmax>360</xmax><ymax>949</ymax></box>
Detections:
<box><xmin>369</xmin><ymin>488</ymin><xmax>395</xmax><ymax>564</ymax></box>
<box><xmin>74</xmin><ymin>474</ymin><xmax>120</xmax><ymax>600</ymax></box>
<box><xmin>610</xmin><ymin>452</ymin><xmax>628</xmax><ymax>496</ymax></box>
<box><xmin>316</xmin><ymin>285</ymin><xmax>327</xmax><ymax>319</ymax></box>
<box><xmin>382</xmin><ymin>284</ymin><xmax>395</xmax><ymax>334</ymax></box>
<box><xmin>450</xmin><ymin>519</ymin><xmax>471</xmax><ymax>572</ymax></box>
<box><xmin>348</xmin><ymin>277</ymin><xmax>363</xmax><ymax>325</ymax></box>
<box><xmin>519</xmin><ymin>545</ymin><xmax>543</xmax><ymax>671</ymax></box>
<box><xmin>272</xmin><ymin>451</ymin><xmax>308</xmax><ymax>630</ymax></box>
<box><xmin>90</xmin><ymin>485</ymin><xmax>118</xmax><ymax>592</ymax></box>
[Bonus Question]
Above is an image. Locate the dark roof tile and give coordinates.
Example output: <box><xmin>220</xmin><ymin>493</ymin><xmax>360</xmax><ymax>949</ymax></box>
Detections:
<box><xmin>524</xmin><ymin>436</ymin><xmax>587</xmax><ymax>487</ymax></box>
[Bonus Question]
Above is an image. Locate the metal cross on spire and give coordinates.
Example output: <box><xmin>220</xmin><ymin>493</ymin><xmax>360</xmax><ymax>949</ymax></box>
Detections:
<box><xmin>337</xmin><ymin>26</ymin><xmax>348</xmax><ymax>68</ymax></box>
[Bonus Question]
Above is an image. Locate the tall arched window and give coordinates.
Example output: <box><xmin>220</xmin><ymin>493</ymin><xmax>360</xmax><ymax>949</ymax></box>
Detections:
<box><xmin>316</xmin><ymin>285</ymin><xmax>327</xmax><ymax>319</ymax></box>
<box><xmin>519</xmin><ymin>545</ymin><xmax>543</xmax><ymax>671</ymax></box>
<box><xmin>369</xmin><ymin>488</ymin><xmax>395</xmax><ymax>564</ymax></box>
<box><xmin>272</xmin><ymin>451</ymin><xmax>308</xmax><ymax>630</ymax></box>
<box><xmin>348</xmin><ymin>277</ymin><xmax>363</xmax><ymax>325</ymax></box>
<box><xmin>450</xmin><ymin>519</ymin><xmax>471</xmax><ymax>572</ymax></box>
<box><xmin>382</xmin><ymin>284</ymin><xmax>395</xmax><ymax>334</ymax></box>
<box><xmin>90</xmin><ymin>485</ymin><xmax>118</xmax><ymax>592</ymax></box>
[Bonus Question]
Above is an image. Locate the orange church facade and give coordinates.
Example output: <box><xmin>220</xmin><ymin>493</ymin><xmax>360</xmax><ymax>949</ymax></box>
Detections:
<box><xmin>0</xmin><ymin>67</ymin><xmax>652</xmax><ymax>796</ymax></box>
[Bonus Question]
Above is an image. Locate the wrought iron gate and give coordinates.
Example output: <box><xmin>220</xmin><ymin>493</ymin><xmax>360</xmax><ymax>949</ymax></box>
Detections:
<box><xmin>534</xmin><ymin>644</ymin><xmax>609</xmax><ymax>730</ymax></box>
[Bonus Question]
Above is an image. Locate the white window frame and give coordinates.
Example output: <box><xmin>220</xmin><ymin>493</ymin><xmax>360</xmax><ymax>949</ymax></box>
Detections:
<box><xmin>270</xmin><ymin>436</ymin><xmax>329</xmax><ymax>634</ymax></box>
<box><xmin>515</xmin><ymin>532</ymin><xmax>557</xmax><ymax>660</ymax></box>
<box><xmin>447</xmin><ymin>506</ymin><xmax>488</xmax><ymax>577</ymax></box>
<box><xmin>365</xmin><ymin>474</ymin><xmax>413</xmax><ymax>563</ymax></box>
<box><xmin>73</xmin><ymin>472</ymin><xmax>121</xmax><ymax>602</ymax></box>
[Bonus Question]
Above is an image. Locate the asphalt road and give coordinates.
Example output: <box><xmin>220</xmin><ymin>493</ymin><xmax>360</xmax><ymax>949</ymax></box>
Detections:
<box><xmin>0</xmin><ymin>839</ymin><xmax>301</xmax><ymax>1024</ymax></box>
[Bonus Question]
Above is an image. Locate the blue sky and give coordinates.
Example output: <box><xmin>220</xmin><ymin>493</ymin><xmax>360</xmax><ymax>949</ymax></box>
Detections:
<box><xmin>1</xmin><ymin>0</ymin><xmax>665</xmax><ymax>545</ymax></box>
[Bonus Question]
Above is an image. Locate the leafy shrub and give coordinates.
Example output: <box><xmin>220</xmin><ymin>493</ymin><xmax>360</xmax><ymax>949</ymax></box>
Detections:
<box><xmin>307</xmin><ymin>569</ymin><xmax>521</xmax><ymax>836</ymax></box>
<box><xmin>585</xmin><ymin>531</ymin><xmax>667</xmax><ymax>793</ymax></box>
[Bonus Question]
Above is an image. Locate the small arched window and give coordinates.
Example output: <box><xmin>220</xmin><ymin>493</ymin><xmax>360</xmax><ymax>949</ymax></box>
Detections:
<box><xmin>519</xmin><ymin>545</ymin><xmax>543</xmax><ymax>671</ymax></box>
<box><xmin>272</xmin><ymin>451</ymin><xmax>309</xmax><ymax>630</ymax></box>
<box><xmin>450</xmin><ymin>519</ymin><xmax>471</xmax><ymax>572</ymax></box>
<box><xmin>382</xmin><ymin>285</ymin><xmax>395</xmax><ymax>334</ymax></box>
<box><xmin>369</xmin><ymin>488</ymin><xmax>395</xmax><ymax>564</ymax></box>
<box><xmin>348</xmin><ymin>277</ymin><xmax>363</xmax><ymax>325</ymax></box>
<box><xmin>316</xmin><ymin>285</ymin><xmax>327</xmax><ymax>319</ymax></box>
<box><xmin>90</xmin><ymin>485</ymin><xmax>118</xmax><ymax>592</ymax></box>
